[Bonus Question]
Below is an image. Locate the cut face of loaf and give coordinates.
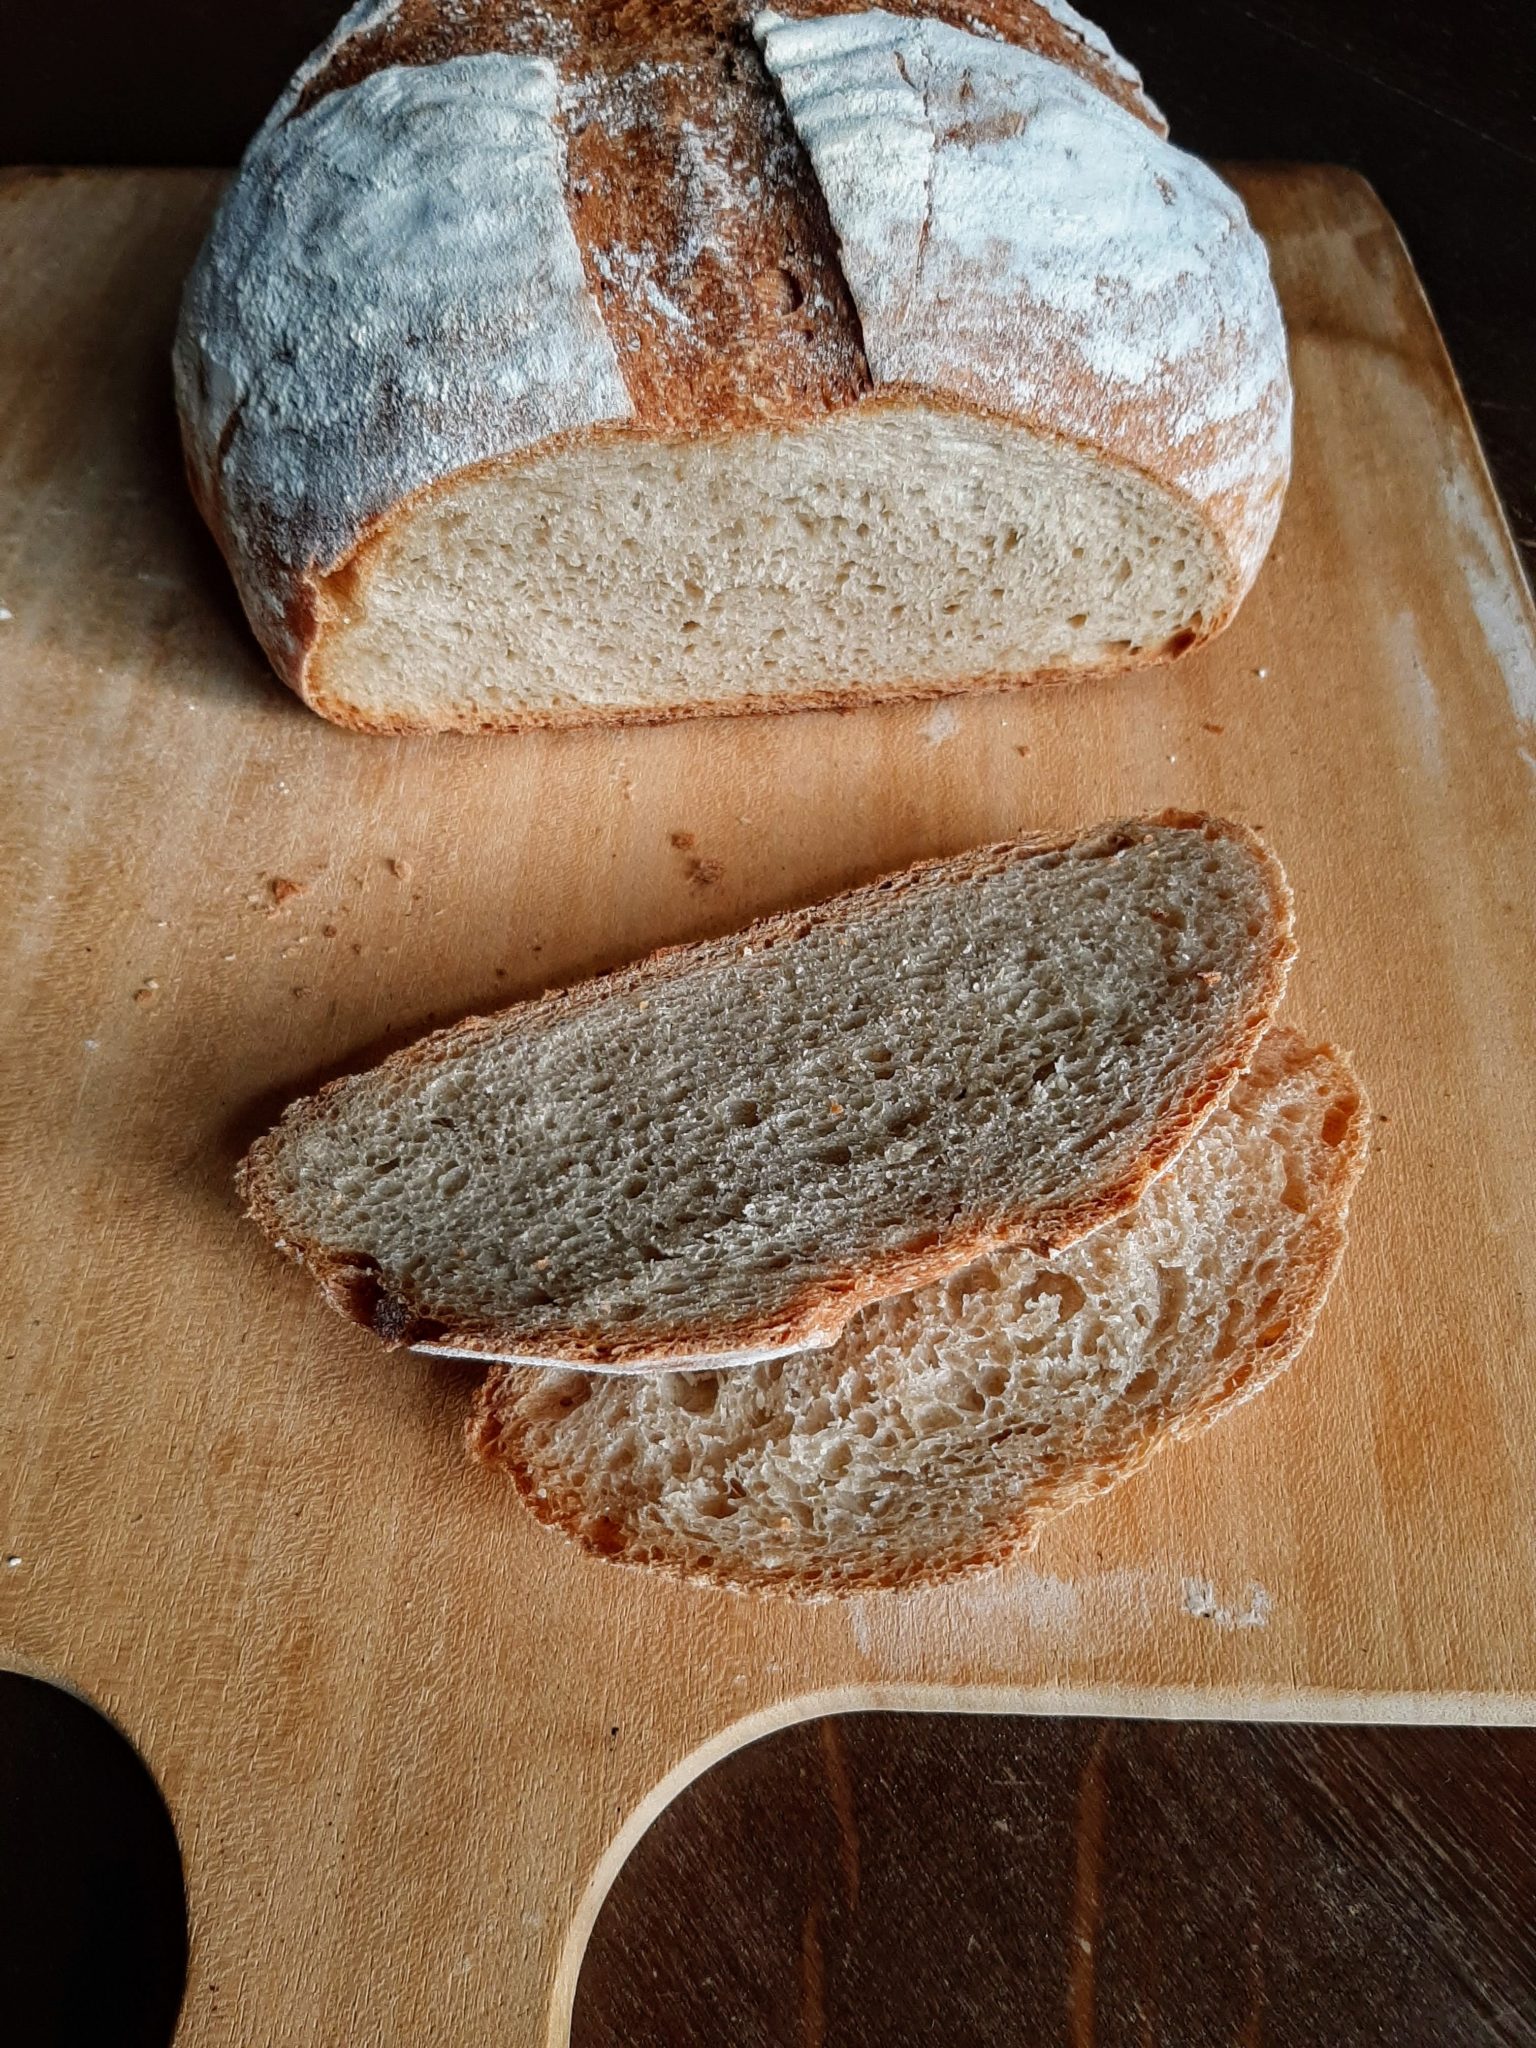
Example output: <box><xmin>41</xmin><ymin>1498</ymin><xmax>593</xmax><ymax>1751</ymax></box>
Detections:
<box><xmin>316</xmin><ymin>407</ymin><xmax>1224</xmax><ymax>730</ymax></box>
<box><xmin>175</xmin><ymin>2</ymin><xmax>1291</xmax><ymax>730</ymax></box>
<box><xmin>238</xmin><ymin>816</ymin><xmax>1293</xmax><ymax>1369</ymax></box>
<box><xmin>472</xmin><ymin>1030</ymin><xmax>1369</xmax><ymax>1596</ymax></box>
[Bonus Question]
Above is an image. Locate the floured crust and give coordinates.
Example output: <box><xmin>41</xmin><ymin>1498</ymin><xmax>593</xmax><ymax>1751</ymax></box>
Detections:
<box><xmin>469</xmin><ymin>1030</ymin><xmax>1370</xmax><ymax>1596</ymax></box>
<box><xmin>238</xmin><ymin>813</ymin><xmax>1295</xmax><ymax>1368</ymax></box>
<box><xmin>175</xmin><ymin>1</ymin><xmax>1290</xmax><ymax>724</ymax></box>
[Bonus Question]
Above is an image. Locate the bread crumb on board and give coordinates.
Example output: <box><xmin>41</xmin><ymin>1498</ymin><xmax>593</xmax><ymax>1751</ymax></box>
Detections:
<box><xmin>251</xmin><ymin>875</ymin><xmax>307</xmax><ymax>914</ymax></box>
<box><xmin>1183</xmin><ymin>1577</ymin><xmax>1271</xmax><ymax>1629</ymax></box>
<box><xmin>669</xmin><ymin>830</ymin><xmax>723</xmax><ymax>888</ymax></box>
<box><xmin>388</xmin><ymin>857</ymin><xmax>413</xmax><ymax>881</ymax></box>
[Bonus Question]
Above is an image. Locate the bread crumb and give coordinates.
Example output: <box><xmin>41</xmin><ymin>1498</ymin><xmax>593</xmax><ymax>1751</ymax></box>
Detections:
<box><xmin>669</xmin><ymin>830</ymin><xmax>696</xmax><ymax>851</ymax></box>
<box><xmin>1197</xmin><ymin>971</ymin><xmax>1224</xmax><ymax>985</ymax></box>
<box><xmin>1202</xmin><ymin>721</ymin><xmax>1224</xmax><ymax>735</ymax></box>
<box><xmin>0</xmin><ymin>608</ymin><xmax>12</xmax><ymax>623</ymax></box>
<box><xmin>1014</xmin><ymin>743</ymin><xmax>1031</xmax><ymax>757</ymax></box>
<box><xmin>1183</xmin><ymin>1577</ymin><xmax>1270</xmax><ymax>1629</ymax></box>
<box><xmin>388</xmin><ymin>858</ymin><xmax>413</xmax><ymax>881</ymax></box>
<box><xmin>133</xmin><ymin>982</ymin><xmax>158</xmax><ymax>1005</ymax></box>
<box><xmin>269</xmin><ymin>876</ymin><xmax>304</xmax><ymax>911</ymax></box>
<box><xmin>322</xmin><ymin>923</ymin><xmax>339</xmax><ymax>939</ymax></box>
<box><xmin>685</xmin><ymin>855</ymin><xmax>724</xmax><ymax>889</ymax></box>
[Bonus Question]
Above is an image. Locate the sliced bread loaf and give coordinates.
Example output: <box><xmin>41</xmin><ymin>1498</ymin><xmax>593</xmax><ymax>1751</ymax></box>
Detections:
<box><xmin>471</xmin><ymin>1029</ymin><xmax>1368</xmax><ymax>1595</ymax></box>
<box><xmin>239</xmin><ymin>815</ymin><xmax>1292</xmax><ymax>1369</ymax></box>
<box><xmin>175</xmin><ymin>2</ymin><xmax>1289</xmax><ymax>730</ymax></box>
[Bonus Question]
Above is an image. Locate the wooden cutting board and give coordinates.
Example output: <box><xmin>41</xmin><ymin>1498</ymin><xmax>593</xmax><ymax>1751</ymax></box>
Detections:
<box><xmin>2</xmin><ymin>165</ymin><xmax>1535</xmax><ymax>2046</ymax></box>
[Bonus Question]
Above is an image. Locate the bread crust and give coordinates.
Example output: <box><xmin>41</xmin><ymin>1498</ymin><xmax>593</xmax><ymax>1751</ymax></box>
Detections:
<box><xmin>176</xmin><ymin>1</ymin><xmax>1289</xmax><ymax>724</ymax></box>
<box><xmin>238</xmin><ymin>813</ymin><xmax>1296</xmax><ymax>1368</ymax></box>
<box><xmin>470</xmin><ymin>1029</ymin><xmax>1370</xmax><ymax>1596</ymax></box>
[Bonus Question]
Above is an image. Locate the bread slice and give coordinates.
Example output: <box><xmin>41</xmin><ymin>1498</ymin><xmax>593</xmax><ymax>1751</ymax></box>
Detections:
<box><xmin>174</xmin><ymin>2</ymin><xmax>1290</xmax><ymax>730</ymax></box>
<box><xmin>239</xmin><ymin>815</ymin><xmax>1292</xmax><ymax>1369</ymax></box>
<box><xmin>471</xmin><ymin>1029</ymin><xmax>1368</xmax><ymax>1595</ymax></box>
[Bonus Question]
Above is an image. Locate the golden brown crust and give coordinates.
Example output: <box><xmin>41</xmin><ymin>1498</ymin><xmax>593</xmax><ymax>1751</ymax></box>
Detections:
<box><xmin>470</xmin><ymin>1031</ymin><xmax>1370</xmax><ymax>1597</ymax></box>
<box><xmin>181</xmin><ymin>0</ymin><xmax>1291</xmax><ymax>720</ymax></box>
<box><xmin>298</xmin><ymin>648</ymin><xmax>1185</xmax><ymax>734</ymax></box>
<box><xmin>297</xmin><ymin>1</ymin><xmax>1163</xmax><ymax>132</ymax></box>
<box><xmin>295</xmin><ymin>0</ymin><xmax>1165</xmax><ymax>449</ymax></box>
<box><xmin>239</xmin><ymin>813</ymin><xmax>1295</xmax><ymax>1368</ymax></box>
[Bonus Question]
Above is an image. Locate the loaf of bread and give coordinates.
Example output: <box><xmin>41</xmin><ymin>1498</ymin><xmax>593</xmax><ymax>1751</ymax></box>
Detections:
<box><xmin>238</xmin><ymin>815</ymin><xmax>1293</xmax><ymax>1369</ymax></box>
<box><xmin>471</xmin><ymin>1029</ymin><xmax>1368</xmax><ymax>1595</ymax></box>
<box><xmin>175</xmin><ymin>1</ymin><xmax>1291</xmax><ymax>732</ymax></box>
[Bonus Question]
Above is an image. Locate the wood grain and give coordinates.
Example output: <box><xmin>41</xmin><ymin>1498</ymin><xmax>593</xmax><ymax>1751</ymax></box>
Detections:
<box><xmin>1</xmin><ymin>166</ymin><xmax>1535</xmax><ymax>2046</ymax></box>
<box><xmin>574</xmin><ymin>1715</ymin><xmax>1536</xmax><ymax>2046</ymax></box>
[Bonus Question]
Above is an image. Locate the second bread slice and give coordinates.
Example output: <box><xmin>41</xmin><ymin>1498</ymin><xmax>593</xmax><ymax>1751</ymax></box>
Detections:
<box><xmin>471</xmin><ymin>1029</ymin><xmax>1368</xmax><ymax>1595</ymax></box>
<box><xmin>240</xmin><ymin>814</ymin><xmax>1293</xmax><ymax>1369</ymax></box>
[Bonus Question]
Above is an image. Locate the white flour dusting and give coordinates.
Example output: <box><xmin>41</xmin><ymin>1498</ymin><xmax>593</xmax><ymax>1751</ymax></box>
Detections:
<box><xmin>753</xmin><ymin>9</ymin><xmax>1290</xmax><ymax>582</ymax></box>
<box><xmin>175</xmin><ymin>54</ymin><xmax>633</xmax><ymax>679</ymax></box>
<box><xmin>1182</xmin><ymin>1577</ymin><xmax>1271</xmax><ymax>1629</ymax></box>
<box><xmin>847</xmin><ymin>1567</ymin><xmax>1160</xmax><ymax>1659</ymax></box>
<box><xmin>1389</xmin><ymin>612</ymin><xmax>1444</xmax><ymax>782</ymax></box>
<box><xmin>1029</xmin><ymin>0</ymin><xmax>1165</xmax><ymax>122</ymax></box>
<box><xmin>260</xmin><ymin>0</ymin><xmax>408</xmax><ymax>135</ymax></box>
<box><xmin>1440</xmin><ymin>461</ymin><xmax>1536</xmax><ymax>732</ymax></box>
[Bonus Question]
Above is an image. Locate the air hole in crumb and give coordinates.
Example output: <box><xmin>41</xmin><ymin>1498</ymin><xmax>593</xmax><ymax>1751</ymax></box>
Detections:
<box><xmin>670</xmin><ymin>1374</ymin><xmax>720</xmax><ymax>1416</ymax></box>
<box><xmin>1321</xmin><ymin>1101</ymin><xmax>1356</xmax><ymax>1147</ymax></box>
<box><xmin>1026</xmin><ymin>1272</ymin><xmax>1087</xmax><ymax>1321</ymax></box>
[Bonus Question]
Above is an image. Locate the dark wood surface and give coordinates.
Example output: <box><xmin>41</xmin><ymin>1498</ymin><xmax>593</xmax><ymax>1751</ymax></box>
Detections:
<box><xmin>0</xmin><ymin>1673</ymin><xmax>187</xmax><ymax>2047</ymax></box>
<box><xmin>2</xmin><ymin>6</ymin><xmax>1535</xmax><ymax>2044</ymax></box>
<box><xmin>575</xmin><ymin>1715</ymin><xmax>1536</xmax><ymax>2047</ymax></box>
